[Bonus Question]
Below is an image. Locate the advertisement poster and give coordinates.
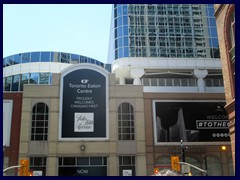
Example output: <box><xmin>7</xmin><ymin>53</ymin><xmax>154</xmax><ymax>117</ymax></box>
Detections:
<box><xmin>153</xmin><ymin>101</ymin><xmax>230</xmax><ymax>143</ymax></box>
<box><xmin>59</xmin><ymin>65</ymin><xmax>108</xmax><ymax>140</ymax></box>
<box><xmin>3</xmin><ymin>100</ymin><xmax>13</xmax><ymax>146</ymax></box>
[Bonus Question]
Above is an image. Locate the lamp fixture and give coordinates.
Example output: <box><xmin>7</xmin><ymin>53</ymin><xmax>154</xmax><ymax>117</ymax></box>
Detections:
<box><xmin>80</xmin><ymin>145</ymin><xmax>86</xmax><ymax>151</ymax></box>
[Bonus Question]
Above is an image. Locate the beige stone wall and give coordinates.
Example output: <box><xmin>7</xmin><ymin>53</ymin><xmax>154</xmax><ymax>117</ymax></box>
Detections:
<box><xmin>19</xmin><ymin>73</ymin><xmax>146</xmax><ymax>176</ymax></box>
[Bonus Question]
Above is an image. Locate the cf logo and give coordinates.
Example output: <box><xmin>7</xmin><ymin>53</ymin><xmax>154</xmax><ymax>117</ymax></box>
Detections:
<box><xmin>81</xmin><ymin>79</ymin><xmax>89</xmax><ymax>84</ymax></box>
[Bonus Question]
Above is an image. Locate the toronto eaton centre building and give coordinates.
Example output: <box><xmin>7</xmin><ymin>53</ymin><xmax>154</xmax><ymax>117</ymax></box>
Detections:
<box><xmin>3</xmin><ymin>4</ymin><xmax>234</xmax><ymax>176</ymax></box>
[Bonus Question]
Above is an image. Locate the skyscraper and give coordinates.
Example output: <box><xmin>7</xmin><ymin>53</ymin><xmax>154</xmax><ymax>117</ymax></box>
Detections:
<box><xmin>109</xmin><ymin>4</ymin><xmax>219</xmax><ymax>61</ymax></box>
<box><xmin>108</xmin><ymin>4</ymin><xmax>233</xmax><ymax>176</ymax></box>
<box><xmin>108</xmin><ymin>4</ymin><xmax>223</xmax><ymax>92</ymax></box>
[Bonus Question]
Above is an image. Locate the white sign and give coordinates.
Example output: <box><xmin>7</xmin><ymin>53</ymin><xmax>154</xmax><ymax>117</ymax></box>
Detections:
<box><xmin>123</xmin><ymin>170</ymin><xmax>132</xmax><ymax>176</ymax></box>
<box><xmin>33</xmin><ymin>171</ymin><xmax>42</xmax><ymax>176</ymax></box>
<box><xmin>74</xmin><ymin>113</ymin><xmax>94</xmax><ymax>132</ymax></box>
<box><xmin>3</xmin><ymin>100</ymin><xmax>13</xmax><ymax>146</ymax></box>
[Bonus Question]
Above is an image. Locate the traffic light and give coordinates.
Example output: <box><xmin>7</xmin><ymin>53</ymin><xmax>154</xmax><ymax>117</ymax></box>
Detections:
<box><xmin>153</xmin><ymin>167</ymin><xmax>159</xmax><ymax>174</ymax></box>
<box><xmin>171</xmin><ymin>156</ymin><xmax>180</xmax><ymax>171</ymax></box>
<box><xmin>28</xmin><ymin>170</ymin><xmax>33</xmax><ymax>176</ymax></box>
<box><xmin>19</xmin><ymin>159</ymin><xmax>29</xmax><ymax>176</ymax></box>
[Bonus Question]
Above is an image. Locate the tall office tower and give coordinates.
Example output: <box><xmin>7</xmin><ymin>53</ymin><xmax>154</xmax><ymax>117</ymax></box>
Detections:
<box><xmin>108</xmin><ymin>4</ymin><xmax>234</xmax><ymax>176</ymax></box>
<box><xmin>108</xmin><ymin>4</ymin><xmax>223</xmax><ymax>91</ymax></box>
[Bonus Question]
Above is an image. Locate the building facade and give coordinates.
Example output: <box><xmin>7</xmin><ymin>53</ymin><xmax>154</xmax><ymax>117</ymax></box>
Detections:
<box><xmin>108</xmin><ymin>4</ymin><xmax>234</xmax><ymax>176</ymax></box>
<box><xmin>3</xmin><ymin>4</ymin><xmax>234</xmax><ymax>176</ymax></box>
<box><xmin>214</xmin><ymin>4</ymin><xmax>235</xmax><ymax>173</ymax></box>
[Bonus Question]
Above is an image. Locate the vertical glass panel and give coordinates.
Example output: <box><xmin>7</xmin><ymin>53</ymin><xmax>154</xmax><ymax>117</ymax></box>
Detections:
<box><xmin>4</xmin><ymin>76</ymin><xmax>12</xmax><ymax>91</ymax></box>
<box><xmin>124</xmin><ymin>37</ymin><xmax>128</xmax><ymax>46</ymax></box>
<box><xmin>51</xmin><ymin>52</ymin><xmax>60</xmax><ymax>62</ymax></box>
<box><xmin>41</xmin><ymin>52</ymin><xmax>50</xmax><ymax>62</ymax></box>
<box><xmin>71</xmin><ymin>54</ymin><xmax>79</xmax><ymax>64</ymax></box>
<box><xmin>77</xmin><ymin>157</ymin><xmax>89</xmax><ymax>165</ymax></box>
<box><xmin>60</xmin><ymin>53</ymin><xmax>70</xmax><ymax>63</ymax></box>
<box><xmin>90</xmin><ymin>157</ymin><xmax>102</xmax><ymax>165</ymax></box>
<box><xmin>31</xmin><ymin>52</ymin><xmax>40</xmax><ymax>62</ymax></box>
<box><xmin>80</xmin><ymin>56</ymin><xmax>87</xmax><ymax>63</ymax></box>
<box><xmin>123</xmin><ymin>26</ymin><xmax>128</xmax><ymax>36</ymax></box>
<box><xmin>12</xmin><ymin>75</ymin><xmax>20</xmax><ymax>91</ymax></box>
<box><xmin>22</xmin><ymin>53</ymin><xmax>31</xmax><ymax>63</ymax></box>
<box><xmin>118</xmin><ymin>38</ymin><xmax>123</xmax><ymax>47</ymax></box>
<box><xmin>123</xmin><ymin>15</ymin><xmax>128</xmax><ymax>26</ymax></box>
<box><xmin>49</xmin><ymin>73</ymin><xmax>52</xmax><ymax>85</ymax></box>
<box><xmin>117</xmin><ymin>17</ymin><xmax>123</xmax><ymax>27</ymax></box>
<box><xmin>118</xmin><ymin>48</ymin><xmax>123</xmax><ymax>58</ymax></box>
<box><xmin>124</xmin><ymin>47</ymin><xmax>129</xmax><ymax>57</ymax></box>
<box><xmin>39</xmin><ymin>73</ymin><xmax>49</xmax><ymax>84</ymax></box>
<box><xmin>117</xmin><ymin>5</ymin><xmax>122</xmax><ymax>17</ymax></box>
<box><xmin>63</xmin><ymin>157</ymin><xmax>75</xmax><ymax>165</ymax></box>
<box><xmin>30</xmin><ymin>73</ymin><xmax>39</xmax><ymax>84</ymax></box>
<box><xmin>13</xmin><ymin>54</ymin><xmax>21</xmax><ymax>65</ymax></box>
<box><xmin>117</xmin><ymin>27</ymin><xmax>123</xmax><ymax>37</ymax></box>
<box><xmin>20</xmin><ymin>73</ymin><xmax>29</xmax><ymax>91</ymax></box>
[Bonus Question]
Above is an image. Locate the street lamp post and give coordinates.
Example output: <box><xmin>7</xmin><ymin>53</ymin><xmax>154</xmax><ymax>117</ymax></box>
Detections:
<box><xmin>180</xmin><ymin>140</ymin><xmax>187</xmax><ymax>162</ymax></box>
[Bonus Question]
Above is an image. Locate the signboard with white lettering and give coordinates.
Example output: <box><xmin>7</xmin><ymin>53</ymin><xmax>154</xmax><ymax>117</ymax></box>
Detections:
<box><xmin>59</xmin><ymin>64</ymin><xmax>109</xmax><ymax>140</ymax></box>
<box><xmin>153</xmin><ymin>101</ymin><xmax>230</xmax><ymax>144</ymax></box>
<box><xmin>58</xmin><ymin>167</ymin><xmax>107</xmax><ymax>176</ymax></box>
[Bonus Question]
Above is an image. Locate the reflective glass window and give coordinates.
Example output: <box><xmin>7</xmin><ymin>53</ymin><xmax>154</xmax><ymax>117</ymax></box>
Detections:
<box><xmin>71</xmin><ymin>54</ymin><xmax>79</xmax><ymax>64</ymax></box>
<box><xmin>124</xmin><ymin>47</ymin><xmax>129</xmax><ymax>57</ymax></box>
<box><xmin>49</xmin><ymin>73</ymin><xmax>52</xmax><ymax>84</ymax></box>
<box><xmin>117</xmin><ymin>5</ymin><xmax>122</xmax><ymax>16</ymax></box>
<box><xmin>124</xmin><ymin>37</ymin><xmax>128</xmax><ymax>46</ymax></box>
<box><xmin>31</xmin><ymin>102</ymin><xmax>49</xmax><ymax>141</ymax></box>
<box><xmin>22</xmin><ymin>53</ymin><xmax>31</xmax><ymax>63</ymax></box>
<box><xmin>41</xmin><ymin>52</ymin><xmax>50</xmax><ymax>62</ymax></box>
<box><xmin>123</xmin><ymin>26</ymin><xmax>128</xmax><ymax>36</ymax></box>
<box><xmin>31</xmin><ymin>52</ymin><xmax>40</xmax><ymax>62</ymax></box>
<box><xmin>14</xmin><ymin>54</ymin><xmax>21</xmax><ymax>64</ymax></box>
<box><xmin>77</xmin><ymin>157</ymin><xmax>89</xmax><ymax>165</ymax></box>
<box><xmin>118</xmin><ymin>48</ymin><xmax>123</xmax><ymax>58</ymax></box>
<box><xmin>39</xmin><ymin>73</ymin><xmax>49</xmax><ymax>84</ymax></box>
<box><xmin>20</xmin><ymin>73</ymin><xmax>29</xmax><ymax>91</ymax></box>
<box><xmin>117</xmin><ymin>27</ymin><xmax>123</xmax><ymax>37</ymax></box>
<box><xmin>123</xmin><ymin>15</ymin><xmax>128</xmax><ymax>26</ymax></box>
<box><xmin>60</xmin><ymin>53</ymin><xmax>70</xmax><ymax>63</ymax></box>
<box><xmin>51</xmin><ymin>52</ymin><xmax>59</xmax><ymax>62</ymax></box>
<box><xmin>4</xmin><ymin>57</ymin><xmax>13</xmax><ymax>67</ymax></box>
<box><xmin>118</xmin><ymin>38</ymin><xmax>123</xmax><ymax>48</ymax></box>
<box><xmin>30</xmin><ymin>73</ymin><xmax>39</xmax><ymax>84</ymax></box>
<box><xmin>12</xmin><ymin>75</ymin><xmax>20</xmax><ymax>91</ymax></box>
<box><xmin>118</xmin><ymin>103</ymin><xmax>134</xmax><ymax>140</ymax></box>
<box><xmin>4</xmin><ymin>76</ymin><xmax>12</xmax><ymax>91</ymax></box>
<box><xmin>80</xmin><ymin>56</ymin><xmax>87</xmax><ymax>63</ymax></box>
<box><xmin>117</xmin><ymin>17</ymin><xmax>123</xmax><ymax>27</ymax></box>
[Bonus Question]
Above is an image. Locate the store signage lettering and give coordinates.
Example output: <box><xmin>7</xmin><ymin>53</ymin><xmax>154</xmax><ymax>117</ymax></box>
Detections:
<box><xmin>59</xmin><ymin>65</ymin><xmax>108</xmax><ymax>139</ymax></box>
<box><xmin>196</xmin><ymin>120</ymin><xmax>229</xmax><ymax>129</ymax></box>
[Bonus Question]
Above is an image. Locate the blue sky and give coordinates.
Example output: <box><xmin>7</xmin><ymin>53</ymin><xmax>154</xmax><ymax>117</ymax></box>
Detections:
<box><xmin>3</xmin><ymin>4</ymin><xmax>112</xmax><ymax>63</ymax></box>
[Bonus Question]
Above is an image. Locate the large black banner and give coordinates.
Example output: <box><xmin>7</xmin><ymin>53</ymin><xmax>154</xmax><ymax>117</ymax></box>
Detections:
<box><xmin>154</xmin><ymin>101</ymin><xmax>230</xmax><ymax>143</ymax></box>
<box><xmin>60</xmin><ymin>66</ymin><xmax>108</xmax><ymax>139</ymax></box>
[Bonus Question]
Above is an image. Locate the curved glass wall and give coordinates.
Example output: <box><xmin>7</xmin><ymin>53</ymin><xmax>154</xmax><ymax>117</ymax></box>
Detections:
<box><xmin>110</xmin><ymin>4</ymin><xmax>220</xmax><ymax>61</ymax></box>
<box><xmin>3</xmin><ymin>51</ymin><xmax>111</xmax><ymax>92</ymax></box>
<box><xmin>3</xmin><ymin>73</ymin><xmax>52</xmax><ymax>92</ymax></box>
<box><xmin>3</xmin><ymin>51</ymin><xmax>111</xmax><ymax>72</ymax></box>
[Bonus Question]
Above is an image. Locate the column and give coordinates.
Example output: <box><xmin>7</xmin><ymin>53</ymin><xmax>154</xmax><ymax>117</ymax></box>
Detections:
<box><xmin>194</xmin><ymin>69</ymin><xmax>208</xmax><ymax>92</ymax></box>
<box><xmin>130</xmin><ymin>69</ymin><xmax>144</xmax><ymax>85</ymax></box>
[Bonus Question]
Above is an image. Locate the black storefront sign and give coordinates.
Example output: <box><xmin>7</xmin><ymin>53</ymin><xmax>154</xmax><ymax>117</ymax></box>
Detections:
<box><xmin>59</xmin><ymin>65</ymin><xmax>108</xmax><ymax>139</ymax></box>
<box><xmin>59</xmin><ymin>166</ymin><xmax>107</xmax><ymax>176</ymax></box>
<box><xmin>154</xmin><ymin>101</ymin><xmax>230</xmax><ymax>143</ymax></box>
